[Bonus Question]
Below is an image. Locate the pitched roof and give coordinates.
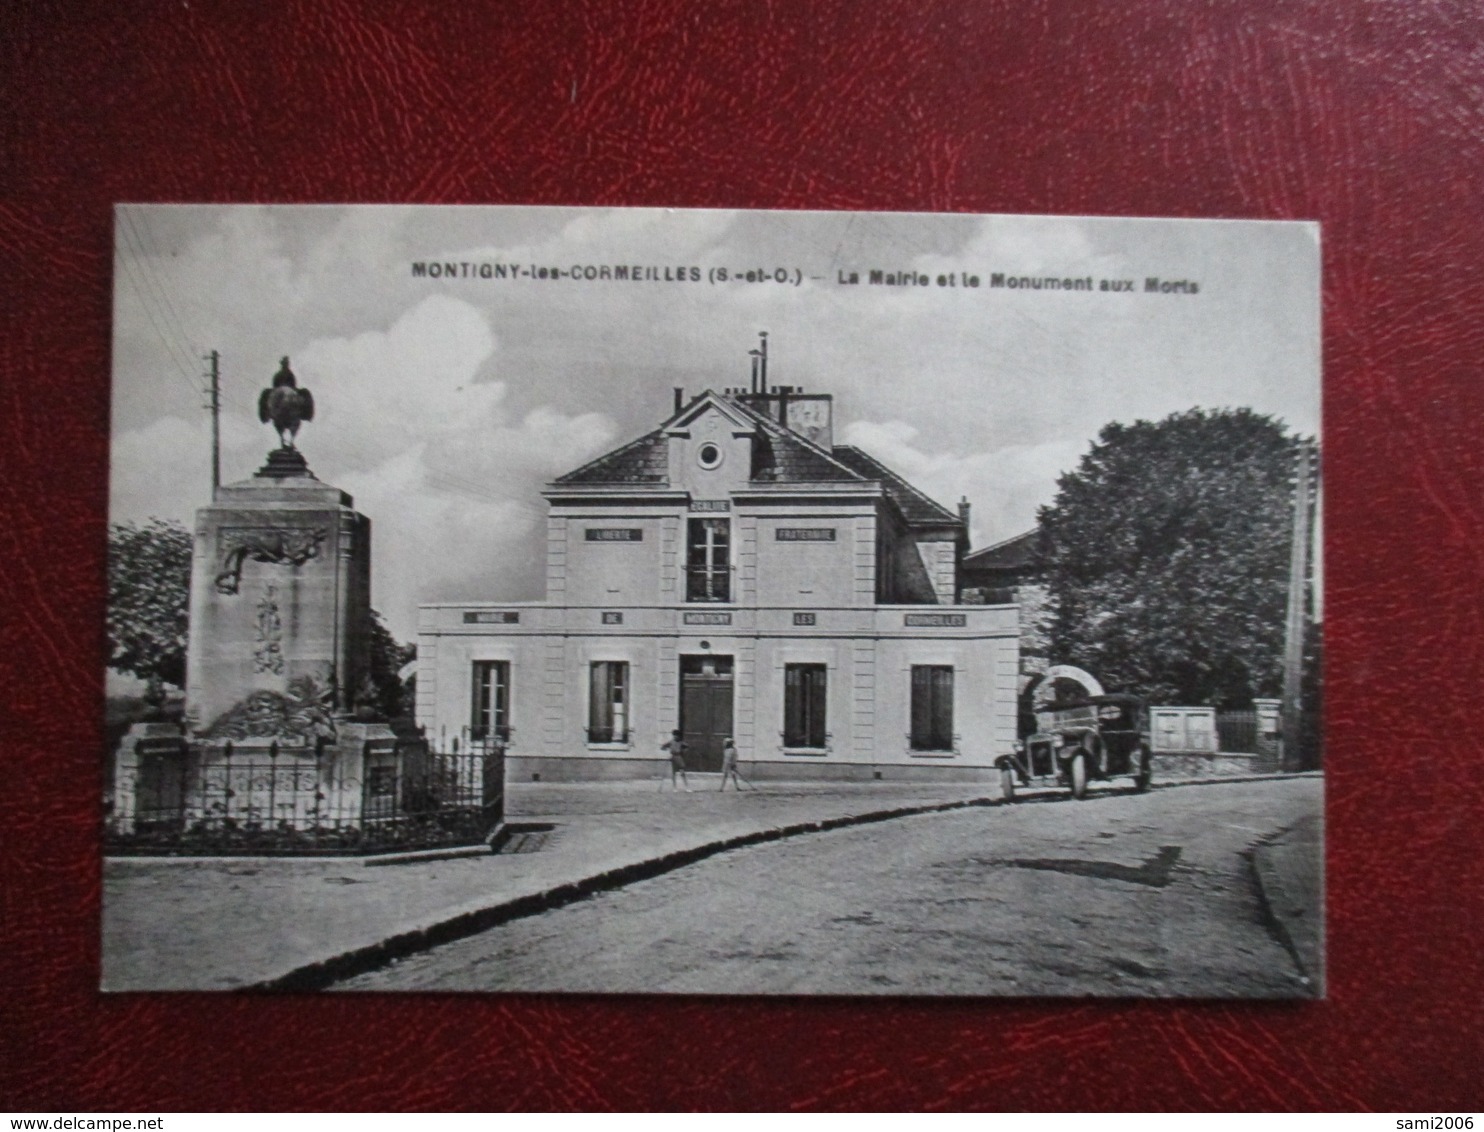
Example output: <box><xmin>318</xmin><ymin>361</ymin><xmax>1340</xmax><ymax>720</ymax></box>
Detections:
<box><xmin>553</xmin><ymin>428</ymin><xmax>668</xmax><ymax>484</ymax></box>
<box><xmin>963</xmin><ymin>528</ymin><xmax>1043</xmax><ymax>571</ymax></box>
<box><xmin>829</xmin><ymin>445</ymin><xmax>962</xmax><ymax>527</ymax></box>
<box><xmin>550</xmin><ymin>390</ymin><xmax>965</xmax><ymax>534</ymax></box>
<box><xmin>725</xmin><ymin>396</ymin><xmax>863</xmax><ymax>483</ymax></box>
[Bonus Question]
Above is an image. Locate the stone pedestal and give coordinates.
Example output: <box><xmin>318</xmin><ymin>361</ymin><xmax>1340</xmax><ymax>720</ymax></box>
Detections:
<box><xmin>108</xmin><ymin>720</ymin><xmax>189</xmax><ymax>833</ymax></box>
<box><xmin>182</xmin><ymin>723</ymin><xmax>398</xmax><ymax>834</ymax></box>
<box><xmin>1253</xmin><ymin>697</ymin><xmax>1283</xmax><ymax>771</ymax></box>
<box><xmin>184</xmin><ymin>448</ymin><xmax>371</xmax><ymax>736</ymax></box>
<box><xmin>106</xmin><ymin>421</ymin><xmax>505</xmax><ymax>852</ymax></box>
<box><xmin>107</xmin><ymin>720</ymin><xmax>504</xmax><ymax>850</ymax></box>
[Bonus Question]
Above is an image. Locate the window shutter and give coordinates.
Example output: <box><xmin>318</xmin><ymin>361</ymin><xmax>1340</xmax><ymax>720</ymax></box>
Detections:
<box><xmin>933</xmin><ymin>667</ymin><xmax>954</xmax><ymax>749</ymax></box>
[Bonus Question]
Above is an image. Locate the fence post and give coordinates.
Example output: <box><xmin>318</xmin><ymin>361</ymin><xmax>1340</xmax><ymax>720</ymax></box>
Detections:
<box><xmin>482</xmin><ymin>739</ymin><xmax>506</xmax><ymax>841</ymax></box>
<box><xmin>1253</xmin><ymin>698</ymin><xmax>1282</xmax><ymax>771</ymax></box>
<box><xmin>179</xmin><ymin>743</ymin><xmax>193</xmax><ymax>833</ymax></box>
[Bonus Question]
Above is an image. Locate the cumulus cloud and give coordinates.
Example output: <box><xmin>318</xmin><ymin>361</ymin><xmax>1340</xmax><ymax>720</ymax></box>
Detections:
<box><xmin>297</xmin><ymin>294</ymin><xmax>504</xmax><ymax>472</ymax></box>
<box><xmin>109</xmin><ymin>414</ymin><xmax>262</xmax><ymax>526</ymax></box>
<box><xmin>111</xmin><ymin>268</ymin><xmax>617</xmax><ymax>641</ymax></box>
<box><xmin>336</xmin><ymin>449</ymin><xmax>536</xmax><ymax>640</ymax></box>
<box><xmin>111</xmin><ymin>205</ymin><xmax>1319</xmax><ymax>644</ymax></box>
<box><xmin>841</xmin><ymin>420</ymin><xmax>1085</xmax><ymax>547</ymax></box>
<box><xmin>296</xmin><ymin>295</ymin><xmax>617</xmax><ymax>637</ymax></box>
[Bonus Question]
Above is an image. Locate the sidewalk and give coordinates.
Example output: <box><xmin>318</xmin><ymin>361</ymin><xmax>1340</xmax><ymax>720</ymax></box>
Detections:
<box><xmin>101</xmin><ymin>772</ymin><xmax>1323</xmax><ymax>992</ymax></box>
<box><xmin>102</xmin><ymin>778</ymin><xmax>1005</xmax><ymax>991</ymax></box>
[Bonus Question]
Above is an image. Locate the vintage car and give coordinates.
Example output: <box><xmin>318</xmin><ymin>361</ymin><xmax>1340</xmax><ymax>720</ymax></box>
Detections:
<box><xmin>997</xmin><ymin>693</ymin><xmax>1153</xmax><ymax>801</ymax></box>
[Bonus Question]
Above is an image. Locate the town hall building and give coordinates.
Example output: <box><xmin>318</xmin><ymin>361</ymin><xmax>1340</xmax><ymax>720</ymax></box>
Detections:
<box><xmin>415</xmin><ymin>356</ymin><xmax>1020</xmax><ymax>781</ymax></box>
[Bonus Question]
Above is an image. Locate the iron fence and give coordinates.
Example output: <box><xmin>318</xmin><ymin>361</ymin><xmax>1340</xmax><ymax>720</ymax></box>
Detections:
<box><xmin>1216</xmin><ymin>709</ymin><xmax>1259</xmax><ymax>754</ymax></box>
<box><xmin>107</xmin><ymin>736</ymin><xmax>504</xmax><ymax>856</ymax></box>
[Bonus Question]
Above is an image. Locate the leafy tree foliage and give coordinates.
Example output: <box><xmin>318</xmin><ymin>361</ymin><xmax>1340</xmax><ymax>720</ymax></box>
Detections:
<box><xmin>1039</xmin><ymin>408</ymin><xmax>1310</xmax><ymax>708</ymax></box>
<box><xmin>109</xmin><ymin>518</ymin><xmax>418</xmax><ymax>720</ymax></box>
<box><xmin>107</xmin><ymin>519</ymin><xmax>193</xmax><ymax>691</ymax></box>
<box><xmin>363</xmin><ymin>610</ymin><xmax>417</xmax><ymax>719</ymax></box>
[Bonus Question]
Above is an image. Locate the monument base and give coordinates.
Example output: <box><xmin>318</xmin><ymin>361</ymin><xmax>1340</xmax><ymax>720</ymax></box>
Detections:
<box><xmin>108</xmin><ymin>721</ymin><xmax>189</xmax><ymax>835</ymax></box>
<box><xmin>107</xmin><ymin>721</ymin><xmax>503</xmax><ymax>855</ymax></box>
<box><xmin>184</xmin><ymin>448</ymin><xmax>371</xmax><ymax>736</ymax></box>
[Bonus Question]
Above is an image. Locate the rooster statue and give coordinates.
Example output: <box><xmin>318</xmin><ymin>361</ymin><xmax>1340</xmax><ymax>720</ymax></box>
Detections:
<box><xmin>258</xmin><ymin>357</ymin><xmax>315</xmax><ymax>448</ymax></box>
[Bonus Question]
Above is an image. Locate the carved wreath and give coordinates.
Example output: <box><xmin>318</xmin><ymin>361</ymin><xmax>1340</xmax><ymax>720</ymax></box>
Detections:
<box><xmin>215</xmin><ymin>527</ymin><xmax>328</xmax><ymax>594</ymax></box>
<box><xmin>203</xmin><ymin>674</ymin><xmax>338</xmax><ymax>743</ymax></box>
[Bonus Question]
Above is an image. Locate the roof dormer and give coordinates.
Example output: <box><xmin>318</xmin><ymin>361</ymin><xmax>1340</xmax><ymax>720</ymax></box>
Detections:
<box><xmin>662</xmin><ymin>390</ymin><xmax>759</xmax><ymax>496</ymax></box>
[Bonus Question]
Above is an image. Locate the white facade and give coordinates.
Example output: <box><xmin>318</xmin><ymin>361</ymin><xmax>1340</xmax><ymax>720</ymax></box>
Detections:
<box><xmin>417</xmin><ymin>388</ymin><xmax>1020</xmax><ymax>780</ymax></box>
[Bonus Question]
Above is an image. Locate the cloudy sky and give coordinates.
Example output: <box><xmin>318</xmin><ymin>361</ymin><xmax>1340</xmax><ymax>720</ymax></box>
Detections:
<box><xmin>111</xmin><ymin>205</ymin><xmax>1320</xmax><ymax>643</ymax></box>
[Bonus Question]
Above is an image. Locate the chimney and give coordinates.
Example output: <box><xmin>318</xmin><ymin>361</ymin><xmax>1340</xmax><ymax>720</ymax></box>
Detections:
<box><xmin>958</xmin><ymin>497</ymin><xmax>971</xmax><ymax>526</ymax></box>
<box><xmin>674</xmin><ymin>387</ymin><xmax>684</xmax><ymax>414</ymax></box>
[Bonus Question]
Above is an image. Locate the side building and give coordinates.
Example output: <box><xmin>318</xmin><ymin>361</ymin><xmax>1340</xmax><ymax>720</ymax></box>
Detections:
<box><xmin>416</xmin><ymin>381</ymin><xmax>1019</xmax><ymax>781</ymax></box>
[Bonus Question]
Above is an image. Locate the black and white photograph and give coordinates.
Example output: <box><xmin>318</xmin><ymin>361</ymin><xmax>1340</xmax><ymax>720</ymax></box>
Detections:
<box><xmin>104</xmin><ymin>204</ymin><xmax>1322</xmax><ymax>997</ymax></box>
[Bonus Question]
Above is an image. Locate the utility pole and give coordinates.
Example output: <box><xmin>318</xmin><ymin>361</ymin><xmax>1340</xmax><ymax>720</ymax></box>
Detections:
<box><xmin>1280</xmin><ymin>438</ymin><xmax>1317</xmax><ymax>770</ymax></box>
<box><xmin>204</xmin><ymin>350</ymin><xmax>220</xmax><ymax>500</ymax></box>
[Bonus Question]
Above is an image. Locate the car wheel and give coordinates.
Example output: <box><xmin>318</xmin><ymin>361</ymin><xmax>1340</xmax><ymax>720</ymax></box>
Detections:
<box><xmin>1134</xmin><ymin>745</ymin><xmax>1152</xmax><ymax>792</ymax></box>
<box><xmin>1000</xmin><ymin>766</ymin><xmax>1016</xmax><ymax>802</ymax></box>
<box><xmin>1069</xmin><ymin>752</ymin><xmax>1088</xmax><ymax>800</ymax></box>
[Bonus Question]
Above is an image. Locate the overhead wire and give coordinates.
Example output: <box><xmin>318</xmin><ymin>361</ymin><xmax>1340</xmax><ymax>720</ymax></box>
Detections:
<box><xmin>119</xmin><ymin>208</ymin><xmax>261</xmax><ymax>429</ymax></box>
<box><xmin>115</xmin><ymin>248</ymin><xmax>204</xmax><ymax>401</ymax></box>
<box><xmin>425</xmin><ymin>469</ymin><xmax>506</xmax><ymax>503</ymax></box>
<box><xmin>132</xmin><ymin>210</ymin><xmax>258</xmax><ymax>419</ymax></box>
<box><xmin>115</xmin><ymin>208</ymin><xmax>206</xmax><ymax>399</ymax></box>
<box><xmin>128</xmin><ymin>210</ymin><xmax>201</xmax><ymax>368</ymax></box>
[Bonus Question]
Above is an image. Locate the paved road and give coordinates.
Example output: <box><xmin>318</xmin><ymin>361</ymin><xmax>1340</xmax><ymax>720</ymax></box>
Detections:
<box><xmin>339</xmin><ymin>777</ymin><xmax>1321</xmax><ymax>997</ymax></box>
<box><xmin>104</xmin><ymin>779</ymin><xmax>1010</xmax><ymax>990</ymax></box>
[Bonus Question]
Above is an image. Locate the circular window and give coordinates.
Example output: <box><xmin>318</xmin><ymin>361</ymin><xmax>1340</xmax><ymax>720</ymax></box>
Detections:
<box><xmin>697</xmin><ymin>442</ymin><xmax>723</xmax><ymax>469</ymax></box>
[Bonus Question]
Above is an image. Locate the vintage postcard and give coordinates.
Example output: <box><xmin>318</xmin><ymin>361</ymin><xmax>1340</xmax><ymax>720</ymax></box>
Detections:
<box><xmin>104</xmin><ymin>205</ymin><xmax>1321</xmax><ymax>996</ymax></box>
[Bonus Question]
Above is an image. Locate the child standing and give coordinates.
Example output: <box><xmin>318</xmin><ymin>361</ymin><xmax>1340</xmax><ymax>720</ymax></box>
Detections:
<box><xmin>719</xmin><ymin>737</ymin><xmax>748</xmax><ymax>791</ymax></box>
<box><xmin>661</xmin><ymin>729</ymin><xmax>691</xmax><ymax>791</ymax></box>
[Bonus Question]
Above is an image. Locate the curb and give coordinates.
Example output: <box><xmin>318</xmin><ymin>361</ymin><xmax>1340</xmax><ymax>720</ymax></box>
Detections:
<box><xmin>246</xmin><ymin>792</ymin><xmax>1006</xmax><ymax>991</ymax></box>
<box><xmin>1151</xmin><ymin>770</ymin><xmax>1322</xmax><ymax>790</ymax></box>
<box><xmin>361</xmin><ymin>823</ymin><xmax>512</xmax><ymax>867</ymax></box>
<box><xmin>360</xmin><ymin>845</ymin><xmax>493</xmax><ymax>868</ymax></box>
<box><xmin>242</xmin><ymin>770</ymin><xmax>1319</xmax><ymax>992</ymax></box>
<box><xmin>103</xmin><ymin>772</ymin><xmax>1320</xmax><ymax>867</ymax></box>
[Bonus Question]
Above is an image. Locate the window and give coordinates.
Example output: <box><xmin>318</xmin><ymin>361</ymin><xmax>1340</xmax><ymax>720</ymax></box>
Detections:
<box><xmin>588</xmin><ymin>661</ymin><xmax>629</xmax><ymax>743</ymax></box>
<box><xmin>910</xmin><ymin>665</ymin><xmax>954</xmax><ymax>751</ymax></box>
<box><xmin>471</xmin><ymin>661</ymin><xmax>510</xmax><ymax>742</ymax></box>
<box><xmin>686</xmin><ymin>517</ymin><xmax>731</xmax><ymax>602</ymax></box>
<box><xmin>697</xmin><ymin>442</ymin><xmax>722</xmax><ymax>469</ymax></box>
<box><xmin>784</xmin><ymin>664</ymin><xmax>828</xmax><ymax>749</ymax></box>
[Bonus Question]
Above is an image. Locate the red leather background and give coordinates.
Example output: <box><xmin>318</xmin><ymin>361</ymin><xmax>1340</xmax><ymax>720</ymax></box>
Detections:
<box><xmin>4</xmin><ymin>0</ymin><xmax>1482</xmax><ymax>1112</ymax></box>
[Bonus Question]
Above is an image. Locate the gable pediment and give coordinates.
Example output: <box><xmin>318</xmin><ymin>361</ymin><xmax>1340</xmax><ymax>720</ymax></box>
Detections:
<box><xmin>664</xmin><ymin>390</ymin><xmax>758</xmax><ymax>436</ymax></box>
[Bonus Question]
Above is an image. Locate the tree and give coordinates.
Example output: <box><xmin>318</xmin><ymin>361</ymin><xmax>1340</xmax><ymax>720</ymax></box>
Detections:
<box><xmin>107</xmin><ymin>518</ymin><xmax>193</xmax><ymax>695</ymax></box>
<box><xmin>1039</xmin><ymin>408</ymin><xmax>1309</xmax><ymax>708</ymax></box>
<box><xmin>107</xmin><ymin>517</ymin><xmax>419</xmax><ymax>719</ymax></box>
<box><xmin>362</xmin><ymin>610</ymin><xmax>417</xmax><ymax>720</ymax></box>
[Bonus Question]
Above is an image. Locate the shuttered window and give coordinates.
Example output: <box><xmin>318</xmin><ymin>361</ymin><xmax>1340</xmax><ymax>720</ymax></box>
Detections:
<box><xmin>910</xmin><ymin>665</ymin><xmax>954</xmax><ymax>751</ymax></box>
<box><xmin>784</xmin><ymin>664</ymin><xmax>828</xmax><ymax>749</ymax></box>
<box><xmin>588</xmin><ymin>661</ymin><xmax>629</xmax><ymax>743</ymax></box>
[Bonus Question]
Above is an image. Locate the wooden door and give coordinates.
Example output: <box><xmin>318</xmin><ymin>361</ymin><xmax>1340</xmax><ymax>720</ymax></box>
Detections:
<box><xmin>680</xmin><ymin>656</ymin><xmax>733</xmax><ymax>771</ymax></box>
